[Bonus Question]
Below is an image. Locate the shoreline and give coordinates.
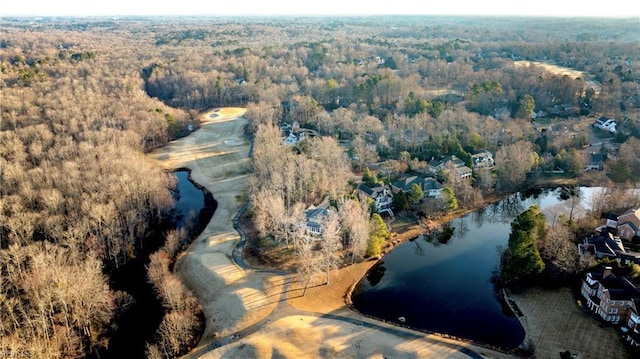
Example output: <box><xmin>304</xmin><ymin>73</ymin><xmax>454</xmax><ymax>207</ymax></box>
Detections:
<box><xmin>149</xmin><ymin>107</ymin><xmax>624</xmax><ymax>358</ymax></box>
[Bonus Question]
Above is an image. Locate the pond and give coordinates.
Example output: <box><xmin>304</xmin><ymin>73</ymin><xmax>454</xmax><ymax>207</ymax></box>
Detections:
<box><xmin>105</xmin><ymin>169</ymin><xmax>214</xmax><ymax>358</ymax></box>
<box><xmin>351</xmin><ymin>186</ymin><xmax>600</xmax><ymax>350</ymax></box>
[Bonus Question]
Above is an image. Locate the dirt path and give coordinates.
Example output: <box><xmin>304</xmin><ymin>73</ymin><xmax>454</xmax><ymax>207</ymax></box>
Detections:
<box><xmin>147</xmin><ymin>107</ymin><xmax>511</xmax><ymax>358</ymax></box>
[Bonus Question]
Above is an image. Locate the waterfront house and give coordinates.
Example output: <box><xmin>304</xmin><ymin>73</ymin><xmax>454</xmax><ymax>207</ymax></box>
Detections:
<box><xmin>617</xmin><ymin>207</ymin><xmax>640</xmax><ymax>241</ymax></box>
<box><xmin>305</xmin><ymin>205</ymin><xmax>329</xmax><ymax>236</ymax></box>
<box><xmin>428</xmin><ymin>155</ymin><xmax>473</xmax><ymax>180</ymax></box>
<box><xmin>392</xmin><ymin>175</ymin><xmax>443</xmax><ymax>198</ymax></box>
<box><xmin>585</xmin><ymin>153</ymin><xmax>604</xmax><ymax>171</ymax></box>
<box><xmin>581</xmin><ymin>267</ymin><xmax>640</xmax><ymax>325</ymax></box>
<box><xmin>422</xmin><ymin>177</ymin><xmax>444</xmax><ymax>198</ymax></box>
<box><xmin>579</xmin><ymin>233</ymin><xmax>626</xmax><ymax>260</ymax></box>
<box><xmin>356</xmin><ymin>183</ymin><xmax>394</xmax><ymax>215</ymax></box>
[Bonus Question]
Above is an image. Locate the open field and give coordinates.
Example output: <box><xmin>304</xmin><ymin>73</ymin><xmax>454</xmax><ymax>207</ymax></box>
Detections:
<box><xmin>511</xmin><ymin>288</ymin><xmax>631</xmax><ymax>359</ymax></box>
<box><xmin>514</xmin><ymin>60</ymin><xmax>602</xmax><ymax>93</ymax></box>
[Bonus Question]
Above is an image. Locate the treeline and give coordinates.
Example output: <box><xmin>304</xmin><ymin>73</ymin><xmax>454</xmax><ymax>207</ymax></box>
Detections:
<box><xmin>0</xmin><ymin>26</ymin><xmax>196</xmax><ymax>357</ymax></box>
<box><xmin>138</xmin><ymin>17</ymin><xmax>639</xmax><ymax>119</ymax></box>
<box><xmin>132</xmin><ymin>16</ymin><xmax>639</xmax><ymax>188</ymax></box>
<box><xmin>146</xmin><ymin>229</ymin><xmax>201</xmax><ymax>359</ymax></box>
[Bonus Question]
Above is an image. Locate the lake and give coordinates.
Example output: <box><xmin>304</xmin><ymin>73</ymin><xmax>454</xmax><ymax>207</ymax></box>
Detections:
<box><xmin>351</xmin><ymin>186</ymin><xmax>599</xmax><ymax>350</ymax></box>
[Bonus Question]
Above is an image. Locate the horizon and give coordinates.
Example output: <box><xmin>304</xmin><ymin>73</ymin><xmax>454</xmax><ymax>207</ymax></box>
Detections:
<box><xmin>2</xmin><ymin>1</ymin><xmax>640</xmax><ymax>18</ymax></box>
<box><xmin>3</xmin><ymin>14</ymin><xmax>640</xmax><ymax>20</ymax></box>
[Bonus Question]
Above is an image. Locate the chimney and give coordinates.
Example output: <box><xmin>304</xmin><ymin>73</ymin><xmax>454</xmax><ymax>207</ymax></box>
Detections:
<box><xmin>603</xmin><ymin>266</ymin><xmax>612</xmax><ymax>279</ymax></box>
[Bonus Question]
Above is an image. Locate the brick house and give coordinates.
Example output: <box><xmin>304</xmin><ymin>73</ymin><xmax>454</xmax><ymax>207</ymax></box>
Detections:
<box><xmin>618</xmin><ymin>207</ymin><xmax>640</xmax><ymax>241</ymax></box>
<box><xmin>624</xmin><ymin>300</ymin><xmax>640</xmax><ymax>347</ymax></box>
<box><xmin>581</xmin><ymin>267</ymin><xmax>640</xmax><ymax>325</ymax></box>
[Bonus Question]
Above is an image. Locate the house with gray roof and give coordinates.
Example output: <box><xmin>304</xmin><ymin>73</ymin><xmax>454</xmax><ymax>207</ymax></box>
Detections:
<box><xmin>356</xmin><ymin>183</ymin><xmax>393</xmax><ymax>215</ymax></box>
<box><xmin>305</xmin><ymin>205</ymin><xmax>329</xmax><ymax>236</ymax></box>
<box><xmin>471</xmin><ymin>150</ymin><xmax>495</xmax><ymax>170</ymax></box>
<box><xmin>428</xmin><ymin>155</ymin><xmax>472</xmax><ymax>180</ymax></box>
<box><xmin>392</xmin><ymin>175</ymin><xmax>443</xmax><ymax>198</ymax></box>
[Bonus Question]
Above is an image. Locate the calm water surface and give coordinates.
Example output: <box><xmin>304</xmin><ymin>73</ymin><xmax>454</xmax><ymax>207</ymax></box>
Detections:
<box><xmin>107</xmin><ymin>169</ymin><xmax>210</xmax><ymax>358</ymax></box>
<box><xmin>173</xmin><ymin>170</ymin><xmax>206</xmax><ymax>228</ymax></box>
<box><xmin>352</xmin><ymin>187</ymin><xmax>599</xmax><ymax>349</ymax></box>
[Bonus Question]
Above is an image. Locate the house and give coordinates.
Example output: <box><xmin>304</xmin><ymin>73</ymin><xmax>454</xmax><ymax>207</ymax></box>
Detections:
<box><xmin>392</xmin><ymin>176</ymin><xmax>424</xmax><ymax>193</ymax></box>
<box><xmin>356</xmin><ymin>183</ymin><xmax>394</xmax><ymax>215</ymax></box>
<box><xmin>428</xmin><ymin>155</ymin><xmax>473</xmax><ymax>180</ymax></box>
<box><xmin>471</xmin><ymin>150</ymin><xmax>495</xmax><ymax>170</ymax></box>
<box><xmin>392</xmin><ymin>175</ymin><xmax>443</xmax><ymax>198</ymax></box>
<box><xmin>623</xmin><ymin>300</ymin><xmax>640</xmax><ymax>347</ymax></box>
<box><xmin>579</xmin><ymin>231</ymin><xmax>640</xmax><ymax>265</ymax></box>
<box><xmin>283</xmin><ymin>132</ymin><xmax>299</xmax><ymax>146</ymax></box>
<box><xmin>594</xmin><ymin>116</ymin><xmax>617</xmax><ymax>133</ymax></box>
<box><xmin>305</xmin><ymin>205</ymin><xmax>329</xmax><ymax>236</ymax></box>
<box><xmin>581</xmin><ymin>267</ymin><xmax>640</xmax><ymax>325</ymax></box>
<box><xmin>423</xmin><ymin>178</ymin><xmax>444</xmax><ymax>198</ymax></box>
<box><xmin>579</xmin><ymin>232</ymin><xmax>625</xmax><ymax>260</ymax></box>
<box><xmin>602</xmin><ymin>212</ymin><xmax>619</xmax><ymax>230</ymax></box>
<box><xmin>585</xmin><ymin>153</ymin><xmax>604</xmax><ymax>171</ymax></box>
<box><xmin>617</xmin><ymin>207</ymin><xmax>640</xmax><ymax>241</ymax></box>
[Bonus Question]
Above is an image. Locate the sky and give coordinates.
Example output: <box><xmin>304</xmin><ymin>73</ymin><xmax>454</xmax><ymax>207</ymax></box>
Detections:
<box><xmin>2</xmin><ymin>0</ymin><xmax>640</xmax><ymax>17</ymax></box>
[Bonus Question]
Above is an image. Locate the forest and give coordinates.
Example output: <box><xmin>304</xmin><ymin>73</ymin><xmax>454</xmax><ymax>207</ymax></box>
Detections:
<box><xmin>1</xmin><ymin>15</ymin><xmax>639</xmax><ymax>358</ymax></box>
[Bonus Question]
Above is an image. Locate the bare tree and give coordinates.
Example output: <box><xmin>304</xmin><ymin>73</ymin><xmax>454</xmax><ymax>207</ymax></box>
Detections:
<box><xmin>295</xmin><ymin>235</ymin><xmax>320</xmax><ymax>296</ymax></box>
<box><xmin>539</xmin><ymin>224</ymin><xmax>581</xmax><ymax>277</ymax></box>
<box><xmin>351</xmin><ymin>135</ymin><xmax>379</xmax><ymax>171</ymax></box>
<box><xmin>339</xmin><ymin>198</ymin><xmax>371</xmax><ymax>263</ymax></box>
<box><xmin>495</xmin><ymin>140</ymin><xmax>537</xmax><ymax>192</ymax></box>
<box><xmin>320</xmin><ymin>211</ymin><xmax>343</xmax><ymax>285</ymax></box>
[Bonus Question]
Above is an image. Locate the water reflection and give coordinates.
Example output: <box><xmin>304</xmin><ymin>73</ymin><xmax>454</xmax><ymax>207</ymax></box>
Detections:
<box><xmin>424</xmin><ymin>224</ymin><xmax>455</xmax><ymax>245</ymax></box>
<box><xmin>366</xmin><ymin>262</ymin><xmax>387</xmax><ymax>287</ymax></box>
<box><xmin>352</xmin><ymin>187</ymin><xmax>603</xmax><ymax>350</ymax></box>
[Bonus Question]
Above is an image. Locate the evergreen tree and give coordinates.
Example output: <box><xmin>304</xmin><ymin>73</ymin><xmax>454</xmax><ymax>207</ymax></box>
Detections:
<box><xmin>501</xmin><ymin>205</ymin><xmax>546</xmax><ymax>286</ymax></box>
<box><xmin>407</xmin><ymin>183</ymin><xmax>424</xmax><ymax>204</ymax></box>
<box><xmin>362</xmin><ymin>167</ymin><xmax>377</xmax><ymax>187</ymax></box>
<box><xmin>368</xmin><ymin>213</ymin><xmax>390</xmax><ymax>257</ymax></box>
<box><xmin>393</xmin><ymin>190</ymin><xmax>408</xmax><ymax>211</ymax></box>
<box><xmin>441</xmin><ymin>187</ymin><xmax>458</xmax><ymax>211</ymax></box>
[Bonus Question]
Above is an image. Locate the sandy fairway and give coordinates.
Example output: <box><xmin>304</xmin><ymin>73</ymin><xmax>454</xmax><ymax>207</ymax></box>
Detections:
<box><xmin>148</xmin><ymin>108</ymin><xmax>285</xmax><ymax>341</ymax></box>
<box><xmin>514</xmin><ymin>60</ymin><xmax>602</xmax><ymax>93</ymax></box>
<box><xmin>146</xmin><ymin>108</ymin><xmax>513</xmax><ymax>358</ymax></box>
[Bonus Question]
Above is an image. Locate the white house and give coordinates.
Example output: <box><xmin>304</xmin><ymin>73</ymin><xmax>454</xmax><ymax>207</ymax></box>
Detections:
<box><xmin>356</xmin><ymin>183</ymin><xmax>394</xmax><ymax>215</ymax></box>
<box><xmin>428</xmin><ymin>155</ymin><xmax>473</xmax><ymax>180</ymax></box>
<box><xmin>422</xmin><ymin>178</ymin><xmax>444</xmax><ymax>198</ymax></box>
<box><xmin>594</xmin><ymin>116</ymin><xmax>617</xmax><ymax>134</ymax></box>
<box><xmin>471</xmin><ymin>150</ymin><xmax>495</xmax><ymax>170</ymax></box>
<box><xmin>305</xmin><ymin>205</ymin><xmax>329</xmax><ymax>236</ymax></box>
<box><xmin>283</xmin><ymin>132</ymin><xmax>299</xmax><ymax>146</ymax></box>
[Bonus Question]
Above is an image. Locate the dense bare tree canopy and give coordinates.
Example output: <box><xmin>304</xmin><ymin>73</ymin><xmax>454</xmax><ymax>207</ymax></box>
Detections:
<box><xmin>1</xmin><ymin>14</ymin><xmax>639</xmax><ymax>358</ymax></box>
